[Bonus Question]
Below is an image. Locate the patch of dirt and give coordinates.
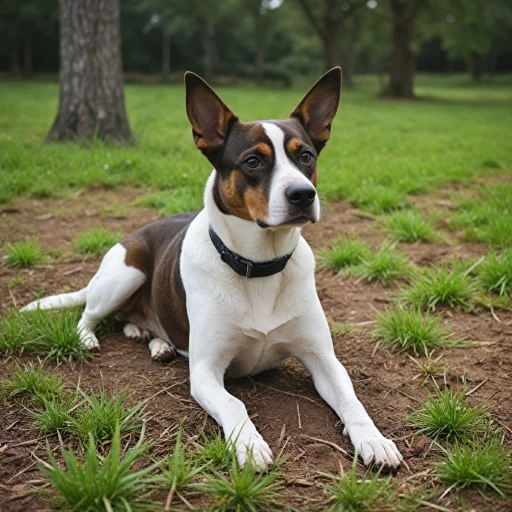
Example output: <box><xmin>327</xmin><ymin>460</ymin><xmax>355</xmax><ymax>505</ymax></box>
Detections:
<box><xmin>1</xmin><ymin>185</ymin><xmax>511</xmax><ymax>511</ymax></box>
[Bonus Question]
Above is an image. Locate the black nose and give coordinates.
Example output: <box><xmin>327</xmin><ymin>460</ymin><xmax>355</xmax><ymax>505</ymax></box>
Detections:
<box><xmin>285</xmin><ymin>184</ymin><xmax>316</xmax><ymax>209</ymax></box>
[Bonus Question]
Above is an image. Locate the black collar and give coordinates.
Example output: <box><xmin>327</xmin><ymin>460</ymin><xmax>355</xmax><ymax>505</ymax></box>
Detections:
<box><xmin>209</xmin><ymin>227</ymin><xmax>294</xmax><ymax>278</ymax></box>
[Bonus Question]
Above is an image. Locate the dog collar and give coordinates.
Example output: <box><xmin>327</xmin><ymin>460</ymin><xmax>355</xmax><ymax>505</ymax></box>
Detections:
<box><xmin>209</xmin><ymin>227</ymin><xmax>294</xmax><ymax>278</ymax></box>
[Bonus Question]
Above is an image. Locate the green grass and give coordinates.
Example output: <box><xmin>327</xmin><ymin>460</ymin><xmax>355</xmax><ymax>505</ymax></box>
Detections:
<box><xmin>1</xmin><ymin>77</ymin><xmax>511</xmax><ymax>212</ymax></box>
<box><xmin>68</xmin><ymin>387</ymin><xmax>143</xmax><ymax>447</ymax></box>
<box><xmin>347</xmin><ymin>242</ymin><xmax>412</xmax><ymax>285</ymax></box>
<box><xmin>319</xmin><ymin>236</ymin><xmax>372</xmax><ymax>272</ymax></box>
<box><xmin>322</xmin><ymin>460</ymin><xmax>393</xmax><ymax>512</ymax></box>
<box><xmin>203</xmin><ymin>456</ymin><xmax>283</xmax><ymax>512</ymax></box>
<box><xmin>408</xmin><ymin>387</ymin><xmax>490</xmax><ymax>441</ymax></box>
<box><xmin>160</xmin><ymin>424</ymin><xmax>204</xmax><ymax>506</ymax></box>
<box><xmin>384</xmin><ymin>209</ymin><xmax>437</xmax><ymax>242</ymax></box>
<box><xmin>450</xmin><ymin>182</ymin><xmax>512</xmax><ymax>246</ymax></box>
<box><xmin>74</xmin><ymin>227</ymin><xmax>123</xmax><ymax>257</ymax></box>
<box><xmin>477</xmin><ymin>248</ymin><xmax>512</xmax><ymax>297</ymax></box>
<box><xmin>434</xmin><ymin>438</ymin><xmax>512</xmax><ymax>497</ymax></box>
<box><xmin>4</xmin><ymin>237</ymin><xmax>47</xmax><ymax>268</ymax></box>
<box><xmin>399</xmin><ymin>265</ymin><xmax>477</xmax><ymax>310</ymax></box>
<box><xmin>38</xmin><ymin>423</ymin><xmax>159</xmax><ymax>511</ymax></box>
<box><xmin>0</xmin><ymin>308</ymin><xmax>91</xmax><ymax>361</ymax></box>
<box><xmin>371</xmin><ymin>307</ymin><xmax>454</xmax><ymax>355</ymax></box>
<box><xmin>135</xmin><ymin>189</ymin><xmax>203</xmax><ymax>216</ymax></box>
<box><xmin>0</xmin><ymin>361</ymin><xmax>65</xmax><ymax>403</ymax></box>
<box><xmin>26</xmin><ymin>393</ymin><xmax>80</xmax><ymax>435</ymax></box>
<box><xmin>8</xmin><ymin>276</ymin><xmax>24</xmax><ymax>288</ymax></box>
<box><xmin>191</xmin><ymin>427</ymin><xmax>233</xmax><ymax>472</ymax></box>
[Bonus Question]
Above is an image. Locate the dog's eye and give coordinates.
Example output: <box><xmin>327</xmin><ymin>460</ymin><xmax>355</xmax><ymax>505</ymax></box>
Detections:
<box><xmin>245</xmin><ymin>157</ymin><xmax>261</xmax><ymax>169</ymax></box>
<box><xmin>300</xmin><ymin>152</ymin><xmax>313</xmax><ymax>164</ymax></box>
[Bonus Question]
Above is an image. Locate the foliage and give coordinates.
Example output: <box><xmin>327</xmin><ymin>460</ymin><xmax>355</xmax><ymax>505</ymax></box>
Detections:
<box><xmin>477</xmin><ymin>248</ymin><xmax>512</xmax><ymax>296</ymax></box>
<box><xmin>319</xmin><ymin>236</ymin><xmax>372</xmax><ymax>272</ymax></box>
<box><xmin>74</xmin><ymin>228</ymin><xmax>123</xmax><ymax>257</ymax></box>
<box><xmin>434</xmin><ymin>438</ymin><xmax>512</xmax><ymax>497</ymax></box>
<box><xmin>384</xmin><ymin>209</ymin><xmax>436</xmax><ymax>242</ymax></box>
<box><xmin>409</xmin><ymin>387</ymin><xmax>490</xmax><ymax>441</ymax></box>
<box><xmin>38</xmin><ymin>423</ymin><xmax>159</xmax><ymax>511</ymax></box>
<box><xmin>4</xmin><ymin>237</ymin><xmax>47</xmax><ymax>268</ymax></box>
<box><xmin>372</xmin><ymin>307</ymin><xmax>453</xmax><ymax>355</ymax></box>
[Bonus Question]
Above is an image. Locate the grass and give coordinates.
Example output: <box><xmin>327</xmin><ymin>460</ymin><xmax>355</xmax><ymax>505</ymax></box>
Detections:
<box><xmin>26</xmin><ymin>393</ymin><xmax>80</xmax><ymax>435</ymax></box>
<box><xmin>74</xmin><ymin>227</ymin><xmax>123</xmax><ymax>257</ymax></box>
<box><xmin>38</xmin><ymin>423</ymin><xmax>159</xmax><ymax>511</ymax></box>
<box><xmin>399</xmin><ymin>265</ymin><xmax>477</xmax><ymax>310</ymax></box>
<box><xmin>68</xmin><ymin>387</ymin><xmax>143</xmax><ymax>447</ymax></box>
<box><xmin>1</xmin><ymin>77</ymin><xmax>511</xmax><ymax>212</ymax></box>
<box><xmin>408</xmin><ymin>387</ymin><xmax>490</xmax><ymax>441</ymax></box>
<box><xmin>203</xmin><ymin>456</ymin><xmax>284</xmax><ymax>512</ymax></box>
<box><xmin>450</xmin><ymin>182</ymin><xmax>512</xmax><ymax>246</ymax></box>
<box><xmin>477</xmin><ymin>248</ymin><xmax>512</xmax><ymax>297</ymax></box>
<box><xmin>347</xmin><ymin>242</ymin><xmax>412</xmax><ymax>285</ymax></box>
<box><xmin>191</xmin><ymin>427</ymin><xmax>233</xmax><ymax>472</ymax></box>
<box><xmin>4</xmin><ymin>237</ymin><xmax>46</xmax><ymax>268</ymax></box>
<box><xmin>0</xmin><ymin>361</ymin><xmax>65</xmax><ymax>403</ymax></box>
<box><xmin>434</xmin><ymin>438</ymin><xmax>512</xmax><ymax>497</ymax></box>
<box><xmin>384</xmin><ymin>209</ymin><xmax>437</xmax><ymax>242</ymax></box>
<box><xmin>0</xmin><ymin>307</ymin><xmax>90</xmax><ymax>361</ymax></box>
<box><xmin>160</xmin><ymin>424</ymin><xmax>204</xmax><ymax>506</ymax></box>
<box><xmin>322</xmin><ymin>460</ymin><xmax>393</xmax><ymax>512</ymax></box>
<box><xmin>371</xmin><ymin>307</ymin><xmax>454</xmax><ymax>355</ymax></box>
<box><xmin>319</xmin><ymin>236</ymin><xmax>372</xmax><ymax>272</ymax></box>
<box><xmin>135</xmin><ymin>189</ymin><xmax>203</xmax><ymax>216</ymax></box>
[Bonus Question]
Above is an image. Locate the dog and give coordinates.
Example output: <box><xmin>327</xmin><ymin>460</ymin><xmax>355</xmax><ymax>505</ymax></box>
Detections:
<box><xmin>22</xmin><ymin>68</ymin><xmax>402</xmax><ymax>470</ymax></box>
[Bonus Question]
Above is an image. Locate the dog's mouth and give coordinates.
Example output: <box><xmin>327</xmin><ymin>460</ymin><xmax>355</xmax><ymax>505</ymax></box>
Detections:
<box><xmin>257</xmin><ymin>216</ymin><xmax>315</xmax><ymax>229</ymax></box>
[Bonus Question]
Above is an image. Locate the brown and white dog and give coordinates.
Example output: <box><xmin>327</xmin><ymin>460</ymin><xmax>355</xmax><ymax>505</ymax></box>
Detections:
<box><xmin>22</xmin><ymin>68</ymin><xmax>402</xmax><ymax>469</ymax></box>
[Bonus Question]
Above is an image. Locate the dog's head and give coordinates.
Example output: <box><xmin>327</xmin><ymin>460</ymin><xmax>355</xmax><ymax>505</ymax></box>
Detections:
<box><xmin>185</xmin><ymin>68</ymin><xmax>341</xmax><ymax>229</ymax></box>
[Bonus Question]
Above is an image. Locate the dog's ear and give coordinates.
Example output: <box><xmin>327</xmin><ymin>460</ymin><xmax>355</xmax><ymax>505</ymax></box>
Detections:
<box><xmin>289</xmin><ymin>67</ymin><xmax>341</xmax><ymax>153</ymax></box>
<box><xmin>185</xmin><ymin>72</ymin><xmax>238</xmax><ymax>156</ymax></box>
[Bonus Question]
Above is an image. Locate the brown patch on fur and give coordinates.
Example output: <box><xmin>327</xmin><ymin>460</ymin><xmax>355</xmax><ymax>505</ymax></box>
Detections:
<box><xmin>255</xmin><ymin>142</ymin><xmax>272</xmax><ymax>158</ymax></box>
<box><xmin>286</xmin><ymin>138</ymin><xmax>302</xmax><ymax>154</ymax></box>
<box><xmin>311</xmin><ymin>167</ymin><xmax>318</xmax><ymax>187</ymax></box>
<box><xmin>219</xmin><ymin>170</ymin><xmax>269</xmax><ymax>222</ymax></box>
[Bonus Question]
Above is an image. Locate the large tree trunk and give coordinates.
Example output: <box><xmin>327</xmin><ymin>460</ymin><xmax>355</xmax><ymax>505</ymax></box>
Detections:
<box><xmin>23</xmin><ymin>29</ymin><xmax>32</xmax><ymax>77</ymax></box>
<box><xmin>469</xmin><ymin>52</ymin><xmax>483</xmax><ymax>80</ymax></box>
<box><xmin>324</xmin><ymin>36</ymin><xmax>353</xmax><ymax>88</ymax></box>
<box><xmin>47</xmin><ymin>0</ymin><xmax>134</xmax><ymax>144</ymax></box>
<box><xmin>202</xmin><ymin>17</ymin><xmax>216</xmax><ymax>83</ymax></box>
<box><xmin>162</xmin><ymin>29</ymin><xmax>171</xmax><ymax>81</ymax></box>
<box><xmin>385</xmin><ymin>0</ymin><xmax>420</xmax><ymax>99</ymax></box>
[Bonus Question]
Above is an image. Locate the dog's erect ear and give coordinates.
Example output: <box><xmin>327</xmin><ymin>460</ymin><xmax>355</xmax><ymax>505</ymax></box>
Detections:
<box><xmin>289</xmin><ymin>67</ymin><xmax>341</xmax><ymax>153</ymax></box>
<box><xmin>185</xmin><ymin>72</ymin><xmax>238</xmax><ymax>155</ymax></box>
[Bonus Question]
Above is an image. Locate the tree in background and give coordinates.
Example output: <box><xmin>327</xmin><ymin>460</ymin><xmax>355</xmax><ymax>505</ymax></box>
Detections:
<box><xmin>292</xmin><ymin>0</ymin><xmax>367</xmax><ymax>88</ymax></box>
<box><xmin>47</xmin><ymin>0</ymin><xmax>133</xmax><ymax>144</ymax></box>
<box><xmin>431</xmin><ymin>0</ymin><xmax>512</xmax><ymax>80</ymax></box>
<box><xmin>384</xmin><ymin>0</ymin><xmax>427</xmax><ymax>98</ymax></box>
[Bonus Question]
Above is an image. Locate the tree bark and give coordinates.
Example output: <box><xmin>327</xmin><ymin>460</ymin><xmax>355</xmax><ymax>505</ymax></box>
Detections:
<box><xmin>469</xmin><ymin>52</ymin><xmax>483</xmax><ymax>80</ymax></box>
<box><xmin>385</xmin><ymin>0</ymin><xmax>422</xmax><ymax>99</ymax></box>
<box><xmin>202</xmin><ymin>17</ymin><xmax>216</xmax><ymax>83</ymax></box>
<box><xmin>162</xmin><ymin>29</ymin><xmax>171</xmax><ymax>81</ymax></box>
<box><xmin>23</xmin><ymin>29</ymin><xmax>32</xmax><ymax>77</ymax></box>
<box><xmin>46</xmin><ymin>0</ymin><xmax>134</xmax><ymax>144</ymax></box>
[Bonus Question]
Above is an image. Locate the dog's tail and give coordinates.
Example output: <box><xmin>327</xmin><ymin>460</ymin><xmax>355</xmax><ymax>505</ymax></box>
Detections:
<box><xmin>21</xmin><ymin>287</ymin><xmax>88</xmax><ymax>312</ymax></box>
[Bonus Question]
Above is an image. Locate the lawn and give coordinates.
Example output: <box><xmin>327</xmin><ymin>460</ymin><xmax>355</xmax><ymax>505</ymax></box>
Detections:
<box><xmin>1</xmin><ymin>75</ymin><xmax>511</xmax><ymax>511</ymax></box>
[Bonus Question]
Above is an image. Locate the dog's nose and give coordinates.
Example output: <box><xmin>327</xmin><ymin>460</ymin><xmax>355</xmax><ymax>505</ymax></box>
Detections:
<box><xmin>285</xmin><ymin>184</ymin><xmax>316</xmax><ymax>209</ymax></box>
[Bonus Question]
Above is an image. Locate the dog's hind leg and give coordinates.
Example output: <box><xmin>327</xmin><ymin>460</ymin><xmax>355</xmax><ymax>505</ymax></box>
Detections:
<box><xmin>78</xmin><ymin>244</ymin><xmax>146</xmax><ymax>350</ymax></box>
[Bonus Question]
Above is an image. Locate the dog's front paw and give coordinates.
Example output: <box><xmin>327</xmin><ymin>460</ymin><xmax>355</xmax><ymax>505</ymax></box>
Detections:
<box><xmin>235</xmin><ymin>431</ymin><xmax>273</xmax><ymax>470</ymax></box>
<box><xmin>351</xmin><ymin>426</ymin><xmax>402</xmax><ymax>469</ymax></box>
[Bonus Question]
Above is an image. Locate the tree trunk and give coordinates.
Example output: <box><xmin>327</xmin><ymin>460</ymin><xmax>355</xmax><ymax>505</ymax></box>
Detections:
<box><xmin>255</xmin><ymin>13</ymin><xmax>265</xmax><ymax>84</ymax></box>
<box><xmin>23</xmin><ymin>29</ymin><xmax>32</xmax><ymax>77</ymax></box>
<box><xmin>162</xmin><ymin>29</ymin><xmax>171</xmax><ymax>81</ymax></box>
<box><xmin>202</xmin><ymin>17</ymin><xmax>215</xmax><ymax>83</ymax></box>
<box><xmin>10</xmin><ymin>30</ymin><xmax>20</xmax><ymax>77</ymax></box>
<box><xmin>46</xmin><ymin>0</ymin><xmax>134</xmax><ymax>144</ymax></box>
<box><xmin>469</xmin><ymin>52</ymin><xmax>483</xmax><ymax>80</ymax></box>
<box><xmin>385</xmin><ymin>0</ymin><xmax>419</xmax><ymax>99</ymax></box>
<box><xmin>324</xmin><ymin>36</ymin><xmax>353</xmax><ymax>88</ymax></box>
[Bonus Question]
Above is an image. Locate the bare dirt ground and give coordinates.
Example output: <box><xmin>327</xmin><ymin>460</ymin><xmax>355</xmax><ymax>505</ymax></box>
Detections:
<box><xmin>1</xmin><ymin>186</ymin><xmax>511</xmax><ymax>511</ymax></box>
